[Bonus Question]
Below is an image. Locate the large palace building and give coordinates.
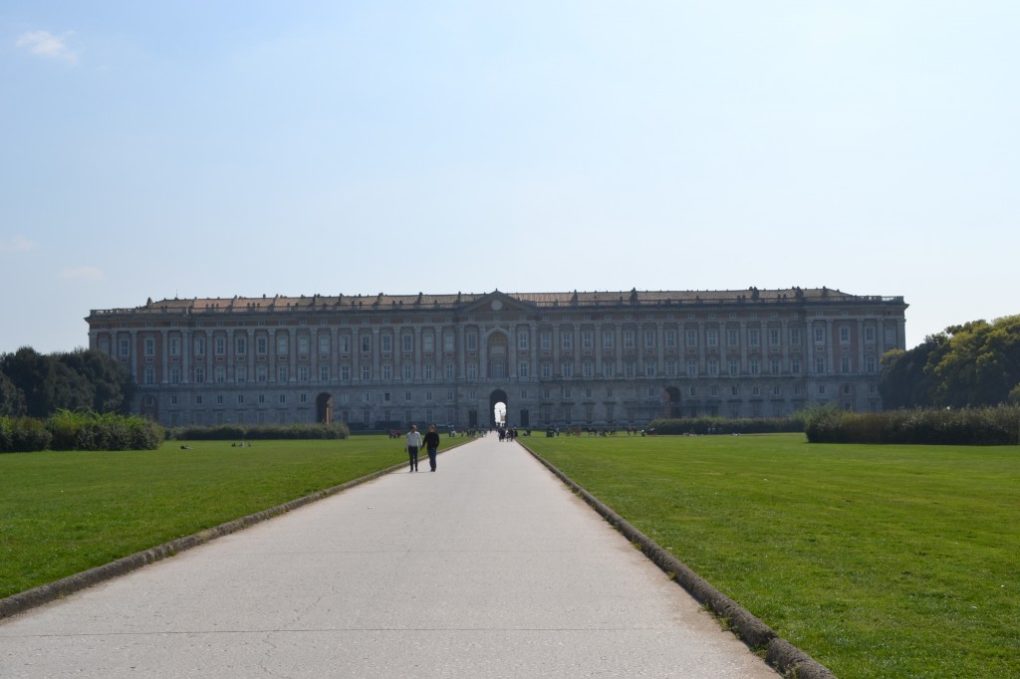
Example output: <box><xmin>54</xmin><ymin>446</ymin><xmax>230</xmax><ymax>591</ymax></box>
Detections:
<box><xmin>86</xmin><ymin>288</ymin><xmax>907</xmax><ymax>429</ymax></box>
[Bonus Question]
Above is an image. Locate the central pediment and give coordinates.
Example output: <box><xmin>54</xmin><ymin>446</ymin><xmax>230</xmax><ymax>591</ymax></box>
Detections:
<box><xmin>458</xmin><ymin>290</ymin><xmax>537</xmax><ymax>315</ymax></box>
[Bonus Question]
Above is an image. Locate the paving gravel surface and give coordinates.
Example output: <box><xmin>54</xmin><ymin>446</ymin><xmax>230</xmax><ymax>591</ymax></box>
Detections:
<box><xmin>0</xmin><ymin>434</ymin><xmax>777</xmax><ymax>678</ymax></box>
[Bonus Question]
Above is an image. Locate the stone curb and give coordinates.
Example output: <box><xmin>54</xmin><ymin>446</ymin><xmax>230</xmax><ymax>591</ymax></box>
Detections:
<box><xmin>0</xmin><ymin>439</ymin><xmax>467</xmax><ymax>621</ymax></box>
<box><xmin>519</xmin><ymin>441</ymin><xmax>837</xmax><ymax>679</ymax></box>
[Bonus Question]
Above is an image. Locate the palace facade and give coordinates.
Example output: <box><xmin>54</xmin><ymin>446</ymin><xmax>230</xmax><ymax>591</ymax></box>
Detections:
<box><xmin>86</xmin><ymin>288</ymin><xmax>907</xmax><ymax>429</ymax></box>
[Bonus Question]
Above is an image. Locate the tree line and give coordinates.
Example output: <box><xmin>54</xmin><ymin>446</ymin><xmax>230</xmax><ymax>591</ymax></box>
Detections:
<box><xmin>0</xmin><ymin>347</ymin><xmax>135</xmax><ymax>418</ymax></box>
<box><xmin>880</xmin><ymin>315</ymin><xmax>1020</xmax><ymax>409</ymax></box>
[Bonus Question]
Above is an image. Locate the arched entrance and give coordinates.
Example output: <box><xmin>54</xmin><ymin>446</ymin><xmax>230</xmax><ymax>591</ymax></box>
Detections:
<box><xmin>489</xmin><ymin>388</ymin><xmax>508</xmax><ymax>427</ymax></box>
<box><xmin>663</xmin><ymin>387</ymin><xmax>682</xmax><ymax>418</ymax></box>
<box><xmin>316</xmin><ymin>392</ymin><xmax>334</xmax><ymax>424</ymax></box>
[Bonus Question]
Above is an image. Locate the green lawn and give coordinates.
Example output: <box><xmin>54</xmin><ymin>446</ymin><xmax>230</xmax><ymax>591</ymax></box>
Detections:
<box><xmin>525</xmin><ymin>434</ymin><xmax>1020</xmax><ymax>679</ymax></box>
<box><xmin>0</xmin><ymin>436</ymin><xmax>433</xmax><ymax>599</ymax></box>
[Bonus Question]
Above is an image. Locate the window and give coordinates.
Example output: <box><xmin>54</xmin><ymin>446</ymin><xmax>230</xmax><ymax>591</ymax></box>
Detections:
<box><xmin>814</xmin><ymin>327</ymin><xmax>825</xmax><ymax>343</ymax></box>
<box><xmin>815</xmin><ymin>357</ymin><xmax>826</xmax><ymax>374</ymax></box>
<box><xmin>257</xmin><ymin>336</ymin><xmax>268</xmax><ymax>354</ymax></box>
<box><xmin>685</xmin><ymin>329</ymin><xmax>697</xmax><ymax>347</ymax></box>
<box><xmin>169</xmin><ymin>366</ymin><xmax>181</xmax><ymax>384</ymax></box>
<box><xmin>257</xmin><ymin>365</ymin><xmax>268</xmax><ymax>383</ymax></box>
<box><xmin>444</xmin><ymin>332</ymin><xmax>455</xmax><ymax>353</ymax></box>
<box><xmin>297</xmin><ymin>335</ymin><xmax>310</xmax><ymax>355</ymax></box>
<box><xmin>237</xmin><ymin>394</ymin><xmax>245</xmax><ymax>404</ymax></box>
<box><xmin>865</xmin><ymin>356</ymin><xmax>877</xmax><ymax>373</ymax></box>
<box><xmin>752</xmin><ymin>385</ymin><xmax>761</xmax><ymax>396</ymax></box>
<box><xmin>340</xmin><ymin>365</ymin><xmax>351</xmax><ymax>381</ymax></box>
<box><xmin>541</xmin><ymin>363</ymin><xmax>552</xmax><ymax>378</ymax></box>
<box><xmin>277</xmin><ymin>334</ymin><xmax>289</xmax><ymax>355</ymax></box>
<box><xmin>445</xmin><ymin>364</ymin><xmax>454</xmax><ymax>380</ymax></box>
<box><xmin>840</xmin><ymin>326</ymin><xmax>850</xmax><ymax>343</ymax></box>
<box><xmin>581</xmin><ymin>330</ymin><xmax>593</xmax><ymax>350</ymax></box>
<box><xmin>582</xmin><ymin>361</ymin><xmax>594</xmax><ymax>378</ymax></box>
<box><xmin>519</xmin><ymin>361</ymin><xmax>529</xmax><ymax>378</ymax></box>
<box><xmin>214</xmin><ymin>366</ymin><xmax>226</xmax><ymax>383</ymax></box>
<box><xmin>235</xmin><ymin>365</ymin><xmax>247</xmax><ymax>383</ymax></box>
<box><xmin>727</xmin><ymin>328</ymin><xmax>739</xmax><ymax>346</ymax></box>
<box><xmin>170</xmin><ymin>394</ymin><xmax>178</xmax><ymax>405</ymax></box>
<box><xmin>602</xmin><ymin>330</ymin><xmax>615</xmax><ymax>349</ymax></box>
<box><xmin>644</xmin><ymin>329</ymin><xmax>656</xmax><ymax>349</ymax></box>
<box><xmin>423</xmin><ymin>333</ymin><xmax>435</xmax><ymax>353</ymax></box>
<box><xmin>258</xmin><ymin>394</ymin><xmax>265</xmax><ymax>404</ymax></box>
<box><xmin>339</xmin><ymin>335</ymin><xmax>351</xmax><ymax>353</ymax></box>
<box><xmin>423</xmin><ymin>363</ymin><xmax>434</xmax><ymax>380</ymax></box>
<box><xmin>708</xmin><ymin>358</ymin><xmax>719</xmax><ymax>376</ymax></box>
<box><xmin>297</xmin><ymin>365</ymin><xmax>310</xmax><ymax>382</ymax></box>
<box><xmin>235</xmin><ymin>336</ymin><xmax>247</xmax><ymax>355</ymax></box>
<box><xmin>119</xmin><ymin>337</ymin><xmax>131</xmax><ymax>356</ymax></box>
<box><xmin>624</xmin><ymin>329</ymin><xmax>636</xmax><ymax>349</ymax></box>
<box><xmin>841</xmin><ymin>356</ymin><xmax>851</xmax><ymax>374</ymax></box>
<box><xmin>540</xmin><ymin>331</ymin><xmax>552</xmax><ymax>351</ymax></box>
<box><xmin>382</xmin><ymin>364</ymin><xmax>392</xmax><ymax>380</ymax></box>
<box><xmin>749</xmin><ymin>358</ymin><xmax>760</xmax><ymax>375</ymax></box>
<box><xmin>728</xmin><ymin>359</ymin><xmax>739</xmax><ymax>376</ymax></box>
<box><xmin>748</xmin><ymin>328</ymin><xmax>760</xmax><ymax>347</ymax></box>
<box><xmin>664</xmin><ymin>329</ymin><xmax>676</xmax><ymax>348</ymax></box>
<box><xmin>215</xmin><ymin>336</ymin><xmax>226</xmax><ymax>355</ymax></box>
<box><xmin>644</xmin><ymin>362</ymin><xmax>656</xmax><ymax>377</ymax></box>
<box><xmin>143</xmin><ymin>366</ymin><xmax>155</xmax><ymax>385</ymax></box>
<box><xmin>467</xmin><ymin>331</ymin><xmax>478</xmax><ymax>352</ymax></box>
<box><xmin>686</xmin><ymin>360</ymin><xmax>698</xmax><ymax>377</ymax></box>
<box><xmin>770</xmin><ymin>359</ymin><xmax>781</xmax><ymax>375</ymax></box>
<box><xmin>706</xmin><ymin>328</ymin><xmax>718</xmax><ymax>347</ymax></box>
<box><xmin>561</xmin><ymin>362</ymin><xmax>573</xmax><ymax>378</ymax></box>
<box><xmin>602</xmin><ymin>363</ymin><xmax>614</xmax><ymax>379</ymax></box>
<box><xmin>864</xmin><ymin>326</ymin><xmax>876</xmax><ymax>343</ymax></box>
<box><xmin>360</xmin><ymin>365</ymin><xmax>370</xmax><ymax>381</ymax></box>
<box><xmin>402</xmin><ymin>334</ymin><xmax>414</xmax><ymax>353</ymax></box>
<box><xmin>402</xmin><ymin>363</ymin><xmax>413</xmax><ymax>381</ymax></box>
<box><xmin>791</xmin><ymin>358</ymin><xmax>801</xmax><ymax>374</ymax></box>
<box><xmin>319</xmin><ymin>334</ymin><xmax>330</xmax><ymax>355</ymax></box>
<box><xmin>518</xmin><ymin>329</ymin><xmax>530</xmax><ymax>350</ymax></box>
<box><xmin>381</xmin><ymin>334</ymin><xmax>392</xmax><ymax>353</ymax></box>
<box><xmin>320</xmin><ymin>366</ymin><xmax>330</xmax><ymax>382</ymax></box>
<box><xmin>790</xmin><ymin>327</ymin><xmax>802</xmax><ymax>345</ymax></box>
<box><xmin>561</xmin><ymin>331</ymin><xmax>573</xmax><ymax>351</ymax></box>
<box><xmin>216</xmin><ymin>394</ymin><xmax>224</xmax><ymax>405</ymax></box>
<box><xmin>169</xmin><ymin>337</ymin><xmax>181</xmax><ymax>356</ymax></box>
<box><xmin>279</xmin><ymin>394</ymin><xmax>287</xmax><ymax>404</ymax></box>
<box><xmin>361</xmin><ymin>335</ymin><xmax>371</xmax><ymax>353</ymax></box>
<box><xmin>194</xmin><ymin>367</ymin><xmax>205</xmax><ymax>383</ymax></box>
<box><xmin>769</xmin><ymin>328</ymin><xmax>781</xmax><ymax>346</ymax></box>
<box><xmin>144</xmin><ymin>337</ymin><xmax>156</xmax><ymax>357</ymax></box>
<box><xmin>467</xmin><ymin>364</ymin><xmax>478</xmax><ymax>380</ymax></box>
<box><xmin>195</xmin><ymin>394</ymin><xmax>203</xmax><ymax>405</ymax></box>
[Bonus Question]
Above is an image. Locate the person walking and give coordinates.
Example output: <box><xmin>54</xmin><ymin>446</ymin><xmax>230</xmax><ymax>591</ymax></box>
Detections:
<box><xmin>406</xmin><ymin>424</ymin><xmax>422</xmax><ymax>472</ymax></box>
<box><xmin>423</xmin><ymin>423</ymin><xmax>440</xmax><ymax>472</ymax></box>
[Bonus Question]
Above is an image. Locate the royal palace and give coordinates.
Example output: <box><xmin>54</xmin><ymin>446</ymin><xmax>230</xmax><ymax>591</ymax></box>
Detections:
<box><xmin>86</xmin><ymin>288</ymin><xmax>907</xmax><ymax>429</ymax></box>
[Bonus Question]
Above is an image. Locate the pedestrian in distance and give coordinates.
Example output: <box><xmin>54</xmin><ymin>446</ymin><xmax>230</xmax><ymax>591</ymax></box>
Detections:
<box><xmin>423</xmin><ymin>423</ymin><xmax>440</xmax><ymax>472</ymax></box>
<box><xmin>406</xmin><ymin>424</ymin><xmax>422</xmax><ymax>472</ymax></box>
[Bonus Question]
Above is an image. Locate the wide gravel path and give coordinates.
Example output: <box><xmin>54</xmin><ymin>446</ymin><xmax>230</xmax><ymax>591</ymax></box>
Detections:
<box><xmin>1</xmin><ymin>434</ymin><xmax>776</xmax><ymax>678</ymax></box>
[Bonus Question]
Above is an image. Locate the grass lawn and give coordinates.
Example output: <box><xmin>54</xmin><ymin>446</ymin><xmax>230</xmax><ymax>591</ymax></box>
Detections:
<box><xmin>525</xmin><ymin>434</ymin><xmax>1020</xmax><ymax>679</ymax></box>
<box><xmin>0</xmin><ymin>436</ymin><xmax>454</xmax><ymax>600</ymax></box>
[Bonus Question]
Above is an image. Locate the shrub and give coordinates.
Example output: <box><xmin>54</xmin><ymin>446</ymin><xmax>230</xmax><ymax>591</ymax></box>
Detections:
<box><xmin>167</xmin><ymin>422</ymin><xmax>350</xmax><ymax>441</ymax></box>
<box><xmin>647</xmin><ymin>415</ymin><xmax>806</xmax><ymax>436</ymax></box>
<box><xmin>0</xmin><ymin>416</ymin><xmax>52</xmax><ymax>452</ymax></box>
<box><xmin>43</xmin><ymin>410</ymin><xmax>164</xmax><ymax>451</ymax></box>
<box><xmin>804</xmin><ymin>406</ymin><xmax>1020</xmax><ymax>445</ymax></box>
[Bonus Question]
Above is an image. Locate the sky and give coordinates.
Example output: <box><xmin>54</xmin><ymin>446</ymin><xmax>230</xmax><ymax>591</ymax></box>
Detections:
<box><xmin>2</xmin><ymin>1</ymin><xmax>1018</xmax><ymax>354</ymax></box>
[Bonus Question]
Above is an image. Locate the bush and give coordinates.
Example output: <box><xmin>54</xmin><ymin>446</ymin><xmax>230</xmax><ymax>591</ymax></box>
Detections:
<box><xmin>167</xmin><ymin>422</ymin><xmax>350</xmax><ymax>441</ymax></box>
<box><xmin>0</xmin><ymin>416</ymin><xmax>53</xmax><ymax>452</ymax></box>
<box><xmin>805</xmin><ymin>406</ymin><xmax>1020</xmax><ymax>445</ymax></box>
<box><xmin>647</xmin><ymin>415</ymin><xmax>806</xmax><ymax>435</ymax></box>
<box><xmin>44</xmin><ymin>410</ymin><xmax>164</xmax><ymax>451</ymax></box>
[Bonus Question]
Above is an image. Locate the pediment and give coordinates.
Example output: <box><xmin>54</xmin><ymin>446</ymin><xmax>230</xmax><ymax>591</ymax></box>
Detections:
<box><xmin>459</xmin><ymin>290</ymin><xmax>536</xmax><ymax>315</ymax></box>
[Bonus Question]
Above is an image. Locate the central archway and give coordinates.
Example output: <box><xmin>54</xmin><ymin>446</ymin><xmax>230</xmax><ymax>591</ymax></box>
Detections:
<box><xmin>489</xmin><ymin>388</ymin><xmax>508</xmax><ymax>427</ymax></box>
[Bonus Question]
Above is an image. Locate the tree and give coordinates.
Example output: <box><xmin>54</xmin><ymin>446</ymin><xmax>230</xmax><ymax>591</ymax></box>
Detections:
<box><xmin>0</xmin><ymin>371</ymin><xmax>25</xmax><ymax>416</ymax></box>
<box><xmin>57</xmin><ymin>349</ymin><xmax>134</xmax><ymax>413</ymax></box>
<box><xmin>930</xmin><ymin>316</ymin><xmax>1020</xmax><ymax>407</ymax></box>
<box><xmin>0</xmin><ymin>347</ymin><xmax>92</xmax><ymax>417</ymax></box>
<box><xmin>878</xmin><ymin>334</ymin><xmax>948</xmax><ymax>408</ymax></box>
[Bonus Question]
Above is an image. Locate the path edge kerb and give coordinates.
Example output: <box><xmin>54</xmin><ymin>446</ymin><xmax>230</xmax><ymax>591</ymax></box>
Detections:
<box><xmin>519</xmin><ymin>441</ymin><xmax>837</xmax><ymax>679</ymax></box>
<box><xmin>0</xmin><ymin>442</ymin><xmax>462</xmax><ymax>622</ymax></box>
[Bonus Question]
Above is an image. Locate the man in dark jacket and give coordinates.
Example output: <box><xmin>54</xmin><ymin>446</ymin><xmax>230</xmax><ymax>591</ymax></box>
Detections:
<box><xmin>423</xmin><ymin>423</ymin><xmax>441</xmax><ymax>472</ymax></box>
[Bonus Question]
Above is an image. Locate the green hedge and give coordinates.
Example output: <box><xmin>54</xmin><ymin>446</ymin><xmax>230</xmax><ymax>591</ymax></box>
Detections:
<box><xmin>167</xmin><ymin>423</ymin><xmax>350</xmax><ymax>441</ymax></box>
<box><xmin>0</xmin><ymin>411</ymin><xmax>162</xmax><ymax>452</ymax></box>
<box><xmin>805</xmin><ymin>406</ymin><xmax>1020</xmax><ymax>445</ymax></box>
<box><xmin>647</xmin><ymin>416</ymin><xmax>806</xmax><ymax>435</ymax></box>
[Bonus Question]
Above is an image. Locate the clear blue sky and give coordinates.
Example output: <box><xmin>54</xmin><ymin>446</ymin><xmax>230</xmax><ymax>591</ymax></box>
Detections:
<box><xmin>2</xmin><ymin>1</ymin><xmax>1017</xmax><ymax>353</ymax></box>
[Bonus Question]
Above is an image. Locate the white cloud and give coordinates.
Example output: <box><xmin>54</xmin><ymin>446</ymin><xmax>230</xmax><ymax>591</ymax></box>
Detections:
<box><xmin>61</xmin><ymin>266</ymin><xmax>104</xmax><ymax>282</ymax></box>
<box><xmin>0</xmin><ymin>235</ymin><xmax>36</xmax><ymax>253</ymax></box>
<box><xmin>15</xmin><ymin>30</ymin><xmax>78</xmax><ymax>64</ymax></box>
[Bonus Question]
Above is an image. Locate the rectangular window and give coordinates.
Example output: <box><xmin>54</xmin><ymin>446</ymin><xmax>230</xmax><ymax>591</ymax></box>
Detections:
<box><xmin>339</xmin><ymin>335</ymin><xmax>351</xmax><ymax>353</ymax></box>
<box><xmin>277</xmin><ymin>334</ymin><xmax>289</xmax><ymax>355</ymax></box>
<box><xmin>256</xmin><ymin>365</ymin><xmax>268</xmax><ymax>383</ymax></box>
<box><xmin>644</xmin><ymin>329</ymin><xmax>656</xmax><ymax>349</ymax></box>
<box><xmin>382</xmin><ymin>364</ymin><xmax>392</xmax><ymax>380</ymax></box>
<box><xmin>727</xmin><ymin>328</ymin><xmax>739</xmax><ymax>346</ymax></box>
<box><xmin>664</xmin><ymin>329</ymin><xmax>676</xmax><ymax>348</ymax></box>
<box><xmin>864</xmin><ymin>327</ymin><xmax>876</xmax><ymax>342</ymax></box>
<box><xmin>467</xmin><ymin>363</ymin><xmax>478</xmax><ymax>380</ymax></box>
<box><xmin>402</xmin><ymin>363</ymin><xmax>413</xmax><ymax>381</ymax></box>
<box><xmin>706</xmin><ymin>328</ymin><xmax>718</xmax><ymax>347</ymax></box>
<box><xmin>169</xmin><ymin>337</ymin><xmax>180</xmax><ymax>356</ymax></box>
<box><xmin>814</xmin><ymin>327</ymin><xmax>825</xmax><ymax>343</ymax></box>
<box><xmin>278</xmin><ymin>365</ymin><xmax>289</xmax><ymax>382</ymax></box>
<box><xmin>235</xmin><ymin>336</ymin><xmax>247</xmax><ymax>355</ymax></box>
<box><xmin>423</xmin><ymin>333</ymin><xmax>435</xmax><ymax>353</ymax></box>
<box><xmin>320</xmin><ymin>366</ymin><xmax>330</xmax><ymax>382</ymax></box>
<box><xmin>770</xmin><ymin>359</ymin><xmax>781</xmax><ymax>374</ymax></box>
<box><xmin>256</xmin><ymin>336</ymin><xmax>268</xmax><ymax>354</ymax></box>
<box><xmin>235</xmin><ymin>365</ymin><xmax>247</xmax><ymax>383</ymax></box>
<box><xmin>841</xmin><ymin>356</ymin><xmax>851</xmax><ymax>373</ymax></box>
<box><xmin>815</xmin><ymin>357</ymin><xmax>826</xmax><ymax>374</ymax></box>
<box><xmin>297</xmin><ymin>365</ymin><xmax>310</xmax><ymax>382</ymax></box>
<box><xmin>143</xmin><ymin>367</ymin><xmax>155</xmax><ymax>385</ymax></box>
<box><xmin>707</xmin><ymin>359</ymin><xmax>719</xmax><ymax>376</ymax></box>
<box><xmin>769</xmin><ymin>328</ymin><xmax>781</xmax><ymax>346</ymax></box>
<box><xmin>602</xmin><ymin>363</ymin><xmax>614</xmax><ymax>379</ymax></box>
<box><xmin>423</xmin><ymin>363</ymin><xmax>434</xmax><ymax>380</ymax></box>
<box><xmin>215</xmin><ymin>336</ymin><xmax>226</xmax><ymax>356</ymax></box>
<box><xmin>791</xmin><ymin>358</ymin><xmax>801</xmax><ymax>374</ymax></box>
<box><xmin>840</xmin><ymin>326</ymin><xmax>851</xmax><ymax>343</ymax></box>
<box><xmin>518</xmin><ymin>330</ymin><xmax>530</xmax><ymax>350</ymax></box>
<box><xmin>686</xmin><ymin>360</ymin><xmax>698</xmax><ymax>377</ymax></box>
<box><xmin>623</xmin><ymin>329</ymin><xmax>636</xmax><ymax>349</ymax></box>
<box><xmin>466</xmin><ymin>332</ymin><xmax>478</xmax><ymax>352</ymax></box>
<box><xmin>540</xmin><ymin>331</ymin><xmax>552</xmax><ymax>351</ymax></box>
<box><xmin>865</xmin><ymin>356</ymin><xmax>877</xmax><ymax>373</ymax></box>
<box><xmin>361</xmin><ymin>365</ymin><xmax>370</xmax><ymax>380</ymax></box>
<box><xmin>728</xmin><ymin>359</ymin><xmax>739</xmax><ymax>376</ymax></box>
<box><xmin>748</xmin><ymin>328</ymin><xmax>760</xmax><ymax>347</ymax></box>
<box><xmin>602</xmin><ymin>330</ymin><xmax>615</xmax><ymax>349</ymax></box>
<box><xmin>144</xmin><ymin>337</ymin><xmax>156</xmax><ymax>357</ymax></box>
<box><xmin>170</xmin><ymin>366</ymin><xmax>181</xmax><ymax>384</ymax></box>
<box><xmin>561</xmin><ymin>332</ymin><xmax>573</xmax><ymax>351</ymax></box>
<box><xmin>581</xmin><ymin>330</ymin><xmax>593</xmax><ymax>350</ymax></box>
<box><xmin>444</xmin><ymin>332</ymin><xmax>455</xmax><ymax>353</ymax></box>
<box><xmin>582</xmin><ymin>361</ymin><xmax>594</xmax><ymax>378</ymax></box>
<box><xmin>749</xmin><ymin>358</ymin><xmax>760</xmax><ymax>375</ymax></box>
<box><xmin>541</xmin><ymin>363</ymin><xmax>552</xmax><ymax>378</ymax></box>
<box><xmin>119</xmin><ymin>337</ymin><xmax>131</xmax><ymax>356</ymax></box>
<box><xmin>561</xmin><ymin>362</ymin><xmax>573</xmax><ymax>378</ymax></box>
<box><xmin>790</xmin><ymin>327</ymin><xmax>802</xmax><ymax>345</ymax></box>
<box><xmin>644</xmin><ymin>362</ymin><xmax>655</xmax><ymax>377</ymax></box>
<box><xmin>340</xmin><ymin>365</ymin><xmax>351</xmax><ymax>381</ymax></box>
<box><xmin>518</xmin><ymin>361</ymin><xmax>529</xmax><ymax>378</ymax></box>
<box><xmin>315</xmin><ymin>335</ymin><xmax>328</xmax><ymax>355</ymax></box>
<box><xmin>685</xmin><ymin>329</ymin><xmax>697</xmax><ymax>347</ymax></box>
<box><xmin>381</xmin><ymin>334</ymin><xmax>392</xmax><ymax>353</ymax></box>
<box><xmin>361</xmin><ymin>335</ymin><xmax>371</xmax><ymax>353</ymax></box>
<box><xmin>297</xmin><ymin>335</ymin><xmax>310</xmax><ymax>356</ymax></box>
<box><xmin>445</xmin><ymin>364</ymin><xmax>454</xmax><ymax>380</ymax></box>
<box><xmin>194</xmin><ymin>367</ymin><xmax>205</xmax><ymax>384</ymax></box>
<box><xmin>402</xmin><ymin>334</ymin><xmax>414</xmax><ymax>353</ymax></box>
<box><xmin>215</xmin><ymin>365</ymin><xmax>226</xmax><ymax>383</ymax></box>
